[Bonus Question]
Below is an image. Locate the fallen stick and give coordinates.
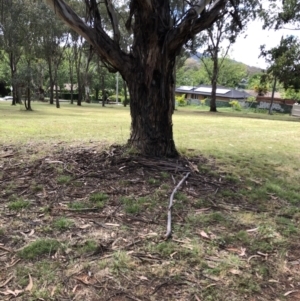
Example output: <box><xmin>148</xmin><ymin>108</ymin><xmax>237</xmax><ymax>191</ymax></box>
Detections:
<box><xmin>165</xmin><ymin>172</ymin><xmax>190</xmax><ymax>239</ymax></box>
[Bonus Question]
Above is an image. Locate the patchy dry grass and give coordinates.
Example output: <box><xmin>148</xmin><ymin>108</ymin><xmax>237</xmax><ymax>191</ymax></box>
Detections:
<box><xmin>1</xmin><ymin>102</ymin><xmax>300</xmax><ymax>300</ymax></box>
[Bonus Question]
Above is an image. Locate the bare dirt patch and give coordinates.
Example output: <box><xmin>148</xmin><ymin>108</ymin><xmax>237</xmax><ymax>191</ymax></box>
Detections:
<box><xmin>0</xmin><ymin>143</ymin><xmax>299</xmax><ymax>300</ymax></box>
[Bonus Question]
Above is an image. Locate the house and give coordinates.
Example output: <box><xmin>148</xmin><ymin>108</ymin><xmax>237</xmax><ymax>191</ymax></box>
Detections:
<box><xmin>175</xmin><ymin>84</ymin><xmax>251</xmax><ymax>107</ymax></box>
<box><xmin>175</xmin><ymin>84</ymin><xmax>297</xmax><ymax>113</ymax></box>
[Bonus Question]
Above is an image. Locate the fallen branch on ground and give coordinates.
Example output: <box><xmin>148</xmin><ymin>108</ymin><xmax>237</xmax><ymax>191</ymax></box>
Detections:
<box><xmin>165</xmin><ymin>172</ymin><xmax>190</xmax><ymax>239</ymax></box>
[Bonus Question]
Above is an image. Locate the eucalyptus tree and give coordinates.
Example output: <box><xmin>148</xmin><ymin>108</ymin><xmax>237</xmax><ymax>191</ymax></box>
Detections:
<box><xmin>20</xmin><ymin>3</ymin><xmax>45</xmax><ymax>110</ymax></box>
<box><xmin>0</xmin><ymin>0</ymin><xmax>30</xmax><ymax>105</ymax></box>
<box><xmin>197</xmin><ymin>2</ymin><xmax>256</xmax><ymax>112</ymax></box>
<box><xmin>64</xmin><ymin>32</ymin><xmax>78</xmax><ymax>104</ymax></box>
<box><xmin>34</xmin><ymin>1</ymin><xmax>69</xmax><ymax>108</ymax></box>
<box><xmin>45</xmin><ymin>0</ymin><xmax>260</xmax><ymax>157</ymax></box>
<box><xmin>90</xmin><ymin>57</ymin><xmax>115</xmax><ymax>106</ymax></box>
<box><xmin>261</xmin><ymin>36</ymin><xmax>300</xmax><ymax>114</ymax></box>
<box><xmin>262</xmin><ymin>0</ymin><xmax>300</xmax><ymax>30</ymax></box>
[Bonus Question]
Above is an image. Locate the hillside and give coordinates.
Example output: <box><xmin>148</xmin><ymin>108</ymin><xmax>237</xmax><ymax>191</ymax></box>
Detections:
<box><xmin>188</xmin><ymin>53</ymin><xmax>263</xmax><ymax>76</ymax></box>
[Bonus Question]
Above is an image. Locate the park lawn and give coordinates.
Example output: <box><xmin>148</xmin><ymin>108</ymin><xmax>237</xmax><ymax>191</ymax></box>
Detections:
<box><xmin>1</xmin><ymin>101</ymin><xmax>300</xmax><ymax>300</ymax></box>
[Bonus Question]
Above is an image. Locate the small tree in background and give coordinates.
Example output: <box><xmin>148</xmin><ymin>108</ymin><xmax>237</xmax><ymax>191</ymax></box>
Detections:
<box><xmin>261</xmin><ymin>36</ymin><xmax>300</xmax><ymax>114</ymax></box>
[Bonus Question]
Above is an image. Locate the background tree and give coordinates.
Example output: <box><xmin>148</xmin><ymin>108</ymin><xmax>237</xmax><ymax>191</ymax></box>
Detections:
<box><xmin>283</xmin><ymin>88</ymin><xmax>300</xmax><ymax>102</ymax></box>
<box><xmin>64</xmin><ymin>32</ymin><xmax>78</xmax><ymax>104</ymax></box>
<box><xmin>247</xmin><ymin>73</ymin><xmax>270</xmax><ymax>96</ymax></box>
<box><xmin>0</xmin><ymin>53</ymin><xmax>11</xmax><ymax>96</ymax></box>
<box><xmin>262</xmin><ymin>0</ymin><xmax>300</xmax><ymax>30</ymax></box>
<box><xmin>0</xmin><ymin>0</ymin><xmax>30</xmax><ymax>105</ymax></box>
<box><xmin>176</xmin><ymin>55</ymin><xmax>247</xmax><ymax>88</ymax></box>
<box><xmin>20</xmin><ymin>3</ymin><xmax>43</xmax><ymax>110</ymax></box>
<box><xmin>260</xmin><ymin>35</ymin><xmax>300</xmax><ymax>114</ymax></box>
<box><xmin>195</xmin><ymin>0</ymin><xmax>256</xmax><ymax>112</ymax></box>
<box><xmin>35</xmin><ymin>2</ymin><xmax>69</xmax><ymax>108</ymax></box>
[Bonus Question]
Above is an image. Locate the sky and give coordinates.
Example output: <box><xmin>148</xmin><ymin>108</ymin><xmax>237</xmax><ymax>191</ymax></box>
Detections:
<box><xmin>228</xmin><ymin>20</ymin><xmax>300</xmax><ymax>69</ymax></box>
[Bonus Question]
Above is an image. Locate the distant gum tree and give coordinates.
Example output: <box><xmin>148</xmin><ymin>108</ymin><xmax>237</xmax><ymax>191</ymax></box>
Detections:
<box><xmin>261</xmin><ymin>36</ymin><xmax>300</xmax><ymax>114</ymax></box>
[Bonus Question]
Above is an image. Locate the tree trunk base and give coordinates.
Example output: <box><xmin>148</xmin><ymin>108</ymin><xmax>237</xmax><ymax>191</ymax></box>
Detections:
<box><xmin>128</xmin><ymin>139</ymin><xmax>179</xmax><ymax>158</ymax></box>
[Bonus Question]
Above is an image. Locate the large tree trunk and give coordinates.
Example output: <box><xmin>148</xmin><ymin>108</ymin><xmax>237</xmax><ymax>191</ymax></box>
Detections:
<box><xmin>210</xmin><ymin>79</ymin><xmax>218</xmax><ymax>112</ymax></box>
<box><xmin>126</xmin><ymin>57</ymin><xmax>178</xmax><ymax>157</ymax></box>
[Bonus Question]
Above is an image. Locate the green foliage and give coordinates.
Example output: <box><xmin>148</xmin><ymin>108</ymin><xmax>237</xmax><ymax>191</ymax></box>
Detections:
<box><xmin>246</xmin><ymin>96</ymin><xmax>257</xmax><ymax>103</ymax></box>
<box><xmin>112</xmin><ymin>251</ymin><xmax>133</xmax><ymax>274</ymax></box>
<box><xmin>176</xmin><ymin>95</ymin><xmax>187</xmax><ymax>106</ymax></box>
<box><xmin>68</xmin><ymin>201</ymin><xmax>86</xmax><ymax>210</ymax></box>
<box><xmin>120</xmin><ymin>196</ymin><xmax>147</xmax><ymax>214</ymax></box>
<box><xmin>262</xmin><ymin>0</ymin><xmax>300</xmax><ymax>31</ymax></box>
<box><xmin>77</xmin><ymin>240</ymin><xmax>98</xmax><ymax>254</ymax></box>
<box><xmin>122</xmin><ymin>98</ymin><xmax>130</xmax><ymax>106</ymax></box>
<box><xmin>148</xmin><ymin>177</ymin><xmax>158</xmax><ymax>185</ymax></box>
<box><xmin>108</xmin><ymin>94</ymin><xmax>123</xmax><ymax>102</ymax></box>
<box><xmin>248</xmin><ymin>73</ymin><xmax>270</xmax><ymax>96</ymax></box>
<box><xmin>89</xmin><ymin>192</ymin><xmax>109</xmax><ymax>209</ymax></box>
<box><xmin>53</xmin><ymin>217</ymin><xmax>74</xmax><ymax>230</ymax></box>
<box><xmin>200</xmin><ymin>98</ymin><xmax>207</xmax><ymax>106</ymax></box>
<box><xmin>229</xmin><ymin>100</ymin><xmax>242</xmax><ymax>111</ymax></box>
<box><xmin>89</xmin><ymin>192</ymin><xmax>109</xmax><ymax>202</ymax></box>
<box><xmin>261</xmin><ymin>36</ymin><xmax>300</xmax><ymax>91</ymax></box>
<box><xmin>160</xmin><ymin>171</ymin><xmax>169</xmax><ymax>179</ymax></box>
<box><xmin>176</xmin><ymin>56</ymin><xmax>247</xmax><ymax>89</ymax></box>
<box><xmin>57</xmin><ymin>175</ymin><xmax>72</xmax><ymax>184</ymax></box>
<box><xmin>283</xmin><ymin>88</ymin><xmax>300</xmax><ymax>101</ymax></box>
<box><xmin>18</xmin><ymin>239</ymin><xmax>62</xmax><ymax>259</ymax></box>
<box><xmin>8</xmin><ymin>199</ymin><xmax>30</xmax><ymax>210</ymax></box>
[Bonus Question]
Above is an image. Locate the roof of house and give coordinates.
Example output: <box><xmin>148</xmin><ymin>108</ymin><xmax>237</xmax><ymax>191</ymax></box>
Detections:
<box><xmin>176</xmin><ymin>84</ymin><xmax>251</xmax><ymax>99</ymax></box>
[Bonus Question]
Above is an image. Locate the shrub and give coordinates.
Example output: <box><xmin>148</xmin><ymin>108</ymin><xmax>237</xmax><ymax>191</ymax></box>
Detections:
<box><xmin>246</xmin><ymin>96</ymin><xmax>257</xmax><ymax>103</ymax></box>
<box><xmin>176</xmin><ymin>95</ymin><xmax>187</xmax><ymax>106</ymax></box>
<box><xmin>18</xmin><ymin>239</ymin><xmax>61</xmax><ymax>259</ymax></box>
<box><xmin>108</xmin><ymin>94</ymin><xmax>123</xmax><ymax>102</ymax></box>
<box><xmin>229</xmin><ymin>100</ymin><xmax>242</xmax><ymax>111</ymax></box>
<box><xmin>200</xmin><ymin>98</ymin><xmax>207</xmax><ymax>106</ymax></box>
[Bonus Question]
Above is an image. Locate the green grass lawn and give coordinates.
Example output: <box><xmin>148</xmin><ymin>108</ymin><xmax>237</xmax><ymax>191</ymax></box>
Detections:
<box><xmin>1</xmin><ymin>101</ymin><xmax>300</xmax><ymax>204</ymax></box>
<box><xmin>1</xmin><ymin>101</ymin><xmax>300</xmax><ymax>300</ymax></box>
<box><xmin>0</xmin><ymin>102</ymin><xmax>131</xmax><ymax>145</ymax></box>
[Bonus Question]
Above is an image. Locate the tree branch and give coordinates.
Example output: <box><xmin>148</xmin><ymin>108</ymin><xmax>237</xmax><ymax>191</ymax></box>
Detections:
<box><xmin>165</xmin><ymin>172</ymin><xmax>190</xmax><ymax>239</ymax></box>
<box><xmin>167</xmin><ymin>0</ymin><xmax>227</xmax><ymax>55</ymax></box>
<box><xmin>45</xmin><ymin>0</ymin><xmax>131</xmax><ymax>74</ymax></box>
<box><xmin>104</xmin><ymin>0</ymin><xmax>120</xmax><ymax>43</ymax></box>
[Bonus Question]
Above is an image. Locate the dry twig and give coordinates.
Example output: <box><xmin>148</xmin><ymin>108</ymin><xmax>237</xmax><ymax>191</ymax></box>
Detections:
<box><xmin>165</xmin><ymin>172</ymin><xmax>190</xmax><ymax>239</ymax></box>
